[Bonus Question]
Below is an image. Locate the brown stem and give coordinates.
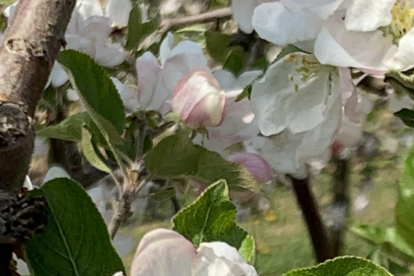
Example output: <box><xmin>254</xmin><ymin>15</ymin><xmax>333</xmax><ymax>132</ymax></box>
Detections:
<box><xmin>291</xmin><ymin>177</ymin><xmax>334</xmax><ymax>263</ymax></box>
<box><xmin>0</xmin><ymin>0</ymin><xmax>76</xmax><ymax>273</ymax></box>
<box><xmin>330</xmin><ymin>157</ymin><xmax>350</xmax><ymax>256</ymax></box>
<box><xmin>108</xmin><ymin>195</ymin><xmax>132</xmax><ymax>239</ymax></box>
<box><xmin>159</xmin><ymin>7</ymin><xmax>232</xmax><ymax>33</ymax></box>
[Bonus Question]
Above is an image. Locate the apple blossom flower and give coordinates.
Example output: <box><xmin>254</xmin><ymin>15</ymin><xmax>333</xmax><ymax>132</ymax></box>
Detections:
<box><xmin>251</xmin><ymin>52</ymin><xmax>339</xmax><ymax>136</ymax></box>
<box><xmin>249</xmin><ymin>52</ymin><xmax>342</xmax><ymax>178</ymax></box>
<box><xmin>251</xmin><ymin>0</ymin><xmax>346</xmax><ymax>47</ymax></box>
<box><xmin>130</xmin><ymin>229</ymin><xmax>258</xmax><ymax>276</ymax></box>
<box><xmin>172</xmin><ymin>70</ymin><xmax>226</xmax><ymax>129</ymax></box>
<box><xmin>190</xmin><ymin>70</ymin><xmax>260</xmax><ymax>154</ymax></box>
<box><xmin>112</xmin><ymin>32</ymin><xmax>209</xmax><ymax>113</ymax></box>
<box><xmin>231</xmin><ymin>0</ymin><xmax>275</xmax><ymax>34</ymax></box>
<box><xmin>314</xmin><ymin>0</ymin><xmax>414</xmax><ymax>73</ymax></box>
<box><xmin>135</xmin><ymin>32</ymin><xmax>209</xmax><ymax>112</ymax></box>
<box><xmin>228</xmin><ymin>152</ymin><xmax>273</xmax><ymax>183</ymax></box>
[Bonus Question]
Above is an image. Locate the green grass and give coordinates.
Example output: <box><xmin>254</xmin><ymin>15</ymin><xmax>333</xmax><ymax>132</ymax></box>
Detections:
<box><xmin>120</xmin><ymin>148</ymin><xmax>406</xmax><ymax>275</ymax></box>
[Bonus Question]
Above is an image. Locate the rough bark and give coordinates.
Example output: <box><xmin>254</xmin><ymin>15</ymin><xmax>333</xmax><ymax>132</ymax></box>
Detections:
<box><xmin>0</xmin><ymin>0</ymin><xmax>76</xmax><ymax>274</ymax></box>
<box><xmin>0</xmin><ymin>0</ymin><xmax>76</xmax><ymax>193</ymax></box>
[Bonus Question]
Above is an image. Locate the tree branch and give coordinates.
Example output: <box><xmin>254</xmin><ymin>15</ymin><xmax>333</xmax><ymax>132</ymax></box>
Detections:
<box><xmin>0</xmin><ymin>0</ymin><xmax>76</xmax><ymax>193</ymax></box>
<box><xmin>329</xmin><ymin>157</ymin><xmax>350</xmax><ymax>256</ymax></box>
<box><xmin>291</xmin><ymin>177</ymin><xmax>334</xmax><ymax>263</ymax></box>
<box><xmin>0</xmin><ymin>0</ymin><xmax>76</xmax><ymax>274</ymax></box>
<box><xmin>159</xmin><ymin>7</ymin><xmax>232</xmax><ymax>33</ymax></box>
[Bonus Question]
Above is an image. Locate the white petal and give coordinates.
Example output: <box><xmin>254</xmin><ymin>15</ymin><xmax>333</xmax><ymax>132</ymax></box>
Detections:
<box><xmin>76</xmin><ymin>0</ymin><xmax>104</xmax><ymax>20</ymax></box>
<box><xmin>345</xmin><ymin>0</ymin><xmax>394</xmax><ymax>31</ymax></box>
<box><xmin>80</xmin><ymin>16</ymin><xmax>112</xmax><ymax>45</ymax></box>
<box><xmin>33</xmin><ymin>137</ymin><xmax>50</xmax><ymax>158</ymax></box>
<box><xmin>43</xmin><ymin>166</ymin><xmax>70</xmax><ymax>184</ymax></box>
<box><xmin>160</xmin><ymin>52</ymin><xmax>208</xmax><ymax>102</ymax></box>
<box><xmin>251</xmin><ymin>55</ymin><xmax>330</xmax><ymax>136</ymax></box>
<box><xmin>66</xmin><ymin>89</ymin><xmax>80</xmax><ymax>102</ymax></box>
<box><xmin>136</xmin><ymin>52</ymin><xmax>163</xmax><ymax>110</ymax></box>
<box><xmin>23</xmin><ymin>176</ymin><xmax>33</xmax><ymax>190</ymax></box>
<box><xmin>105</xmin><ymin>0</ymin><xmax>132</xmax><ymax>27</ymax></box>
<box><xmin>336</xmin><ymin>117</ymin><xmax>362</xmax><ymax>148</ymax></box>
<box><xmin>281</xmin><ymin>0</ymin><xmax>345</xmax><ymax>20</ymax></box>
<box><xmin>252</xmin><ymin>2</ymin><xmax>324</xmax><ymax>45</ymax></box>
<box><xmin>193</xmin><ymin>242</ymin><xmax>258</xmax><ymax>276</ymax></box>
<box><xmin>231</xmin><ymin>0</ymin><xmax>257</xmax><ymax>34</ymax></box>
<box><xmin>130</xmin><ymin>229</ymin><xmax>195</xmax><ymax>276</ymax></box>
<box><xmin>50</xmin><ymin>62</ymin><xmax>68</xmax><ymax>87</ymax></box>
<box><xmin>236</xmin><ymin>70</ymin><xmax>263</xmax><ymax>87</ymax></box>
<box><xmin>252</xmin><ymin>132</ymin><xmax>307</xmax><ymax>177</ymax></box>
<box><xmin>94</xmin><ymin>43</ymin><xmax>125</xmax><ymax>67</ymax></box>
<box><xmin>160</xmin><ymin>32</ymin><xmax>175</xmax><ymax>66</ymax></box>
<box><xmin>338</xmin><ymin>67</ymin><xmax>354</xmax><ymax>104</ymax></box>
<box><xmin>111</xmin><ymin>78</ymin><xmax>139</xmax><ymax>114</ymax></box>
<box><xmin>113</xmin><ymin>233</ymin><xmax>136</xmax><ymax>257</ymax></box>
<box><xmin>4</xmin><ymin>1</ymin><xmax>18</xmax><ymax>20</ymax></box>
<box><xmin>385</xmin><ymin>28</ymin><xmax>414</xmax><ymax>71</ymax></box>
<box><xmin>213</xmin><ymin>70</ymin><xmax>237</xmax><ymax>90</ymax></box>
<box><xmin>168</xmin><ymin>40</ymin><xmax>205</xmax><ymax>60</ymax></box>
<box><xmin>314</xmin><ymin>19</ymin><xmax>394</xmax><ymax>72</ymax></box>
<box><xmin>202</xmin><ymin>90</ymin><xmax>258</xmax><ymax>153</ymax></box>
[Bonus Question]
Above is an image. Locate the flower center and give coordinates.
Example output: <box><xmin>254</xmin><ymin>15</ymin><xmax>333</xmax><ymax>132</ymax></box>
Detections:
<box><xmin>384</xmin><ymin>0</ymin><xmax>414</xmax><ymax>41</ymax></box>
<box><xmin>285</xmin><ymin>54</ymin><xmax>335</xmax><ymax>85</ymax></box>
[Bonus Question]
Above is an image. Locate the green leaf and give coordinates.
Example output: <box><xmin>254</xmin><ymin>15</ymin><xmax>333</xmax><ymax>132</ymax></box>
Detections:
<box><xmin>205</xmin><ymin>31</ymin><xmax>233</xmax><ymax>63</ymax></box>
<box><xmin>396</xmin><ymin>145</ymin><xmax>414</xmax><ymax>249</ymax></box>
<box><xmin>82</xmin><ymin>127</ymin><xmax>111</xmax><ymax>173</ymax></box>
<box><xmin>172</xmin><ymin>180</ymin><xmax>255</xmax><ymax>262</ymax></box>
<box><xmin>25</xmin><ymin>178</ymin><xmax>125</xmax><ymax>276</ymax></box>
<box><xmin>145</xmin><ymin>133</ymin><xmax>259</xmax><ymax>191</ymax></box>
<box><xmin>58</xmin><ymin>50</ymin><xmax>127</xmax><ymax>172</ymax></box>
<box><xmin>274</xmin><ymin>44</ymin><xmax>309</xmax><ymax>64</ymax></box>
<box><xmin>126</xmin><ymin>10</ymin><xmax>161</xmax><ymax>50</ymax></box>
<box><xmin>352</xmin><ymin>225</ymin><xmax>414</xmax><ymax>262</ymax></box>
<box><xmin>37</xmin><ymin>113</ymin><xmax>101</xmax><ymax>143</ymax></box>
<box><xmin>57</xmin><ymin>50</ymin><xmax>125</xmax><ymax>136</ymax></box>
<box><xmin>223</xmin><ymin>48</ymin><xmax>248</xmax><ymax>76</ymax></box>
<box><xmin>385</xmin><ymin>70</ymin><xmax>414</xmax><ymax>101</ymax></box>
<box><xmin>125</xmin><ymin>2</ymin><xmax>142</xmax><ymax>50</ymax></box>
<box><xmin>394</xmin><ymin>109</ymin><xmax>414</xmax><ymax>128</ymax></box>
<box><xmin>283</xmin><ymin>256</ymin><xmax>391</xmax><ymax>276</ymax></box>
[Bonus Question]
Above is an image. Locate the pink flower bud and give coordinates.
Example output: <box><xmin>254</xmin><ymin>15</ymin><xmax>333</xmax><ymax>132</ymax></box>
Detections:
<box><xmin>228</xmin><ymin>152</ymin><xmax>273</xmax><ymax>183</ymax></box>
<box><xmin>172</xmin><ymin>70</ymin><xmax>226</xmax><ymax>129</ymax></box>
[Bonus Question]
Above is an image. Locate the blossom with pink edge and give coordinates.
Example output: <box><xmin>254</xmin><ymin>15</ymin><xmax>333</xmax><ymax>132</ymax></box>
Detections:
<box><xmin>112</xmin><ymin>32</ymin><xmax>209</xmax><ymax>113</ymax></box>
<box><xmin>130</xmin><ymin>229</ymin><xmax>258</xmax><ymax>276</ymax></box>
<box><xmin>194</xmin><ymin>70</ymin><xmax>261</xmax><ymax>154</ymax></box>
<box><xmin>228</xmin><ymin>152</ymin><xmax>273</xmax><ymax>183</ymax></box>
<box><xmin>172</xmin><ymin>70</ymin><xmax>226</xmax><ymax>129</ymax></box>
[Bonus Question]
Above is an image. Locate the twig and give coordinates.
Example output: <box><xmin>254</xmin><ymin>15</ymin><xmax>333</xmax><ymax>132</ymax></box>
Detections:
<box><xmin>159</xmin><ymin>7</ymin><xmax>232</xmax><ymax>33</ymax></box>
<box><xmin>135</xmin><ymin>118</ymin><xmax>146</xmax><ymax>163</ymax></box>
<box><xmin>291</xmin><ymin>177</ymin><xmax>334</xmax><ymax>263</ymax></box>
<box><xmin>329</xmin><ymin>157</ymin><xmax>350</xmax><ymax>256</ymax></box>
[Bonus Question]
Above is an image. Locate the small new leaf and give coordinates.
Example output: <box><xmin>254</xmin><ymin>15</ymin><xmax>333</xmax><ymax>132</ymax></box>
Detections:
<box><xmin>394</xmin><ymin>109</ymin><xmax>414</xmax><ymax>128</ymax></box>
<box><xmin>385</xmin><ymin>70</ymin><xmax>414</xmax><ymax>101</ymax></box>
<box><xmin>283</xmin><ymin>256</ymin><xmax>391</xmax><ymax>276</ymax></box>
<box><xmin>37</xmin><ymin>113</ymin><xmax>105</xmax><ymax>145</ymax></box>
<box><xmin>25</xmin><ymin>178</ymin><xmax>125</xmax><ymax>276</ymax></box>
<box><xmin>82</xmin><ymin>127</ymin><xmax>111</xmax><ymax>173</ymax></box>
<box><xmin>145</xmin><ymin>133</ymin><xmax>259</xmax><ymax>191</ymax></box>
<box><xmin>396</xmin><ymin>145</ymin><xmax>414</xmax><ymax>250</ymax></box>
<box><xmin>172</xmin><ymin>180</ymin><xmax>255</xmax><ymax>263</ymax></box>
